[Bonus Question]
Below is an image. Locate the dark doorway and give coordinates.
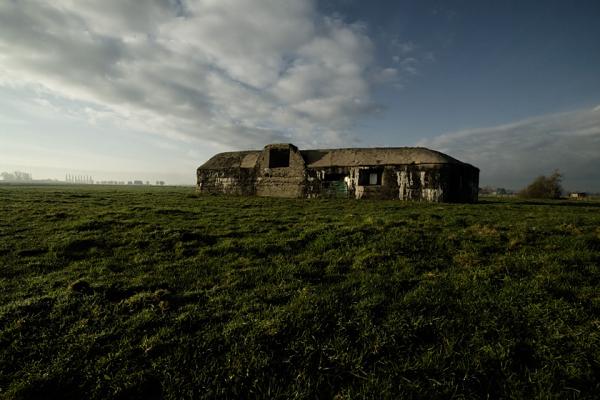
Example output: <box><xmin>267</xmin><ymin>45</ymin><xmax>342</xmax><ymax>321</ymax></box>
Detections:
<box><xmin>322</xmin><ymin>172</ymin><xmax>349</xmax><ymax>198</ymax></box>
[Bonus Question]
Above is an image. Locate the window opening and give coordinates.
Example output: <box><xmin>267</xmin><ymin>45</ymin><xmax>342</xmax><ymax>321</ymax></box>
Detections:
<box><xmin>369</xmin><ymin>173</ymin><xmax>378</xmax><ymax>185</ymax></box>
<box><xmin>358</xmin><ymin>169</ymin><xmax>382</xmax><ymax>186</ymax></box>
<box><xmin>268</xmin><ymin>148</ymin><xmax>290</xmax><ymax>168</ymax></box>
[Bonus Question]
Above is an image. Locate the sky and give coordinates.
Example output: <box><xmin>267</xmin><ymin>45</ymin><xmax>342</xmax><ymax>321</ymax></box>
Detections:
<box><xmin>1</xmin><ymin>0</ymin><xmax>599</xmax><ymax>190</ymax></box>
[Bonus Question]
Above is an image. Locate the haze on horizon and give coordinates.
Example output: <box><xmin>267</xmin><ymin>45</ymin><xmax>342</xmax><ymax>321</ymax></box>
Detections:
<box><xmin>1</xmin><ymin>0</ymin><xmax>599</xmax><ymax>190</ymax></box>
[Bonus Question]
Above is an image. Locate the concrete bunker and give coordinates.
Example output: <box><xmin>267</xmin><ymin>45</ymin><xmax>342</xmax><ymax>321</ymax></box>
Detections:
<box><xmin>197</xmin><ymin>143</ymin><xmax>479</xmax><ymax>202</ymax></box>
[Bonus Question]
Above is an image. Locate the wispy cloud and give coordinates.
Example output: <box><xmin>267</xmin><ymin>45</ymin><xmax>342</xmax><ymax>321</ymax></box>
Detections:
<box><xmin>391</xmin><ymin>39</ymin><xmax>415</xmax><ymax>55</ymax></box>
<box><xmin>0</xmin><ymin>0</ymin><xmax>392</xmax><ymax>149</ymax></box>
<box><xmin>387</xmin><ymin>37</ymin><xmax>434</xmax><ymax>87</ymax></box>
<box><xmin>419</xmin><ymin>106</ymin><xmax>600</xmax><ymax>191</ymax></box>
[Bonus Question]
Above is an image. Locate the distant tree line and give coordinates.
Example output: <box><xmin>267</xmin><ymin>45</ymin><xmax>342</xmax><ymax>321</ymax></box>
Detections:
<box><xmin>1</xmin><ymin>171</ymin><xmax>32</xmax><ymax>182</ymax></box>
<box><xmin>479</xmin><ymin>186</ymin><xmax>514</xmax><ymax>196</ymax></box>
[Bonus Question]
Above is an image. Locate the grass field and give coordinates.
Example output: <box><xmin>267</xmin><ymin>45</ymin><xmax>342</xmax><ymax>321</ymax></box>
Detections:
<box><xmin>1</xmin><ymin>185</ymin><xmax>599</xmax><ymax>399</ymax></box>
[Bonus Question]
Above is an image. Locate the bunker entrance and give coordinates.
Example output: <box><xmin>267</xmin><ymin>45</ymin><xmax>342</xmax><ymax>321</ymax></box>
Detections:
<box><xmin>268</xmin><ymin>148</ymin><xmax>290</xmax><ymax>168</ymax></box>
<box><xmin>322</xmin><ymin>172</ymin><xmax>349</xmax><ymax>198</ymax></box>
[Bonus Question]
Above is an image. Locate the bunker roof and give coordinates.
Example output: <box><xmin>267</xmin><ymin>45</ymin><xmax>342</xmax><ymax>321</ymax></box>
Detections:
<box><xmin>198</xmin><ymin>146</ymin><xmax>475</xmax><ymax>170</ymax></box>
<box><xmin>301</xmin><ymin>147</ymin><xmax>462</xmax><ymax>167</ymax></box>
<box><xmin>199</xmin><ymin>151</ymin><xmax>259</xmax><ymax>169</ymax></box>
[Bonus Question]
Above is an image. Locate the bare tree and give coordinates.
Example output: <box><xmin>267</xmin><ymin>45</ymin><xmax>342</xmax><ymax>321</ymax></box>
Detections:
<box><xmin>519</xmin><ymin>170</ymin><xmax>563</xmax><ymax>199</ymax></box>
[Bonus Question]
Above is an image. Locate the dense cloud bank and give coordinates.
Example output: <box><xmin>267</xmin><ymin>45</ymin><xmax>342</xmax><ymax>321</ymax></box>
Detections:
<box><xmin>420</xmin><ymin>107</ymin><xmax>600</xmax><ymax>191</ymax></box>
<box><xmin>0</xmin><ymin>0</ymin><xmax>388</xmax><ymax>148</ymax></box>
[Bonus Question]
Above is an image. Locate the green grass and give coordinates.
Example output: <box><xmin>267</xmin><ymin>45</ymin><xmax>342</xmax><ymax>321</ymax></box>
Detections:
<box><xmin>1</xmin><ymin>185</ymin><xmax>599</xmax><ymax>399</ymax></box>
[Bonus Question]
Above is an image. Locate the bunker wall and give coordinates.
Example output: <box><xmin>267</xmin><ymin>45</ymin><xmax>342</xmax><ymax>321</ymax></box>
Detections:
<box><xmin>254</xmin><ymin>144</ymin><xmax>306</xmax><ymax>198</ymax></box>
<box><xmin>304</xmin><ymin>164</ymin><xmax>478</xmax><ymax>202</ymax></box>
<box><xmin>196</xmin><ymin>168</ymin><xmax>256</xmax><ymax>196</ymax></box>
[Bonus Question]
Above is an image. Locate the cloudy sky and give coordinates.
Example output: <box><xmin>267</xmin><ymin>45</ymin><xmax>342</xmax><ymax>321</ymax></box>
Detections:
<box><xmin>1</xmin><ymin>0</ymin><xmax>599</xmax><ymax>190</ymax></box>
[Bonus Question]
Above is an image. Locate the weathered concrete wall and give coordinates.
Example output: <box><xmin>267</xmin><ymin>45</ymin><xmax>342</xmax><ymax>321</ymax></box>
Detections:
<box><xmin>304</xmin><ymin>164</ymin><xmax>478</xmax><ymax>202</ymax></box>
<box><xmin>197</xmin><ymin>144</ymin><xmax>479</xmax><ymax>202</ymax></box>
<box><xmin>198</xmin><ymin>163</ymin><xmax>478</xmax><ymax>202</ymax></box>
<box><xmin>392</xmin><ymin>164</ymin><xmax>478</xmax><ymax>202</ymax></box>
<box><xmin>395</xmin><ymin>165</ymin><xmax>445</xmax><ymax>202</ymax></box>
<box><xmin>443</xmin><ymin>164</ymin><xmax>479</xmax><ymax>203</ymax></box>
<box><xmin>196</xmin><ymin>168</ymin><xmax>256</xmax><ymax>196</ymax></box>
<box><xmin>254</xmin><ymin>144</ymin><xmax>306</xmax><ymax>198</ymax></box>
